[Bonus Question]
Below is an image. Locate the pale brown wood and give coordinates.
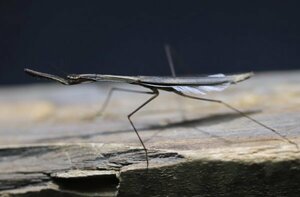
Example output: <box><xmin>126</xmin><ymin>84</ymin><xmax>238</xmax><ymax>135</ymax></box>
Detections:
<box><xmin>0</xmin><ymin>70</ymin><xmax>300</xmax><ymax>196</ymax></box>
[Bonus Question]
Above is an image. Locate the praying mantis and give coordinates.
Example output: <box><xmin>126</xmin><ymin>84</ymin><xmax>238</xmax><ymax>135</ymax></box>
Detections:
<box><xmin>24</xmin><ymin>47</ymin><xmax>298</xmax><ymax>168</ymax></box>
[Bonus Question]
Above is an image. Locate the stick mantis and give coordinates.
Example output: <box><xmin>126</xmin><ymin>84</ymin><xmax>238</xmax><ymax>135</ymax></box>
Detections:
<box><xmin>24</xmin><ymin>49</ymin><xmax>298</xmax><ymax>168</ymax></box>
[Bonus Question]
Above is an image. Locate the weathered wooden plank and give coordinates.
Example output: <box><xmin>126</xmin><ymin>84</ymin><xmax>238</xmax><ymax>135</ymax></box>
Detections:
<box><xmin>0</xmin><ymin>70</ymin><xmax>300</xmax><ymax>196</ymax></box>
<box><xmin>0</xmin><ymin>144</ymin><xmax>183</xmax><ymax>196</ymax></box>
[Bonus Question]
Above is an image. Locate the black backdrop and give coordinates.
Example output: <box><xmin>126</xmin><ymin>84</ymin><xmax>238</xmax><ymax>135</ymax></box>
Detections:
<box><xmin>1</xmin><ymin>1</ymin><xmax>300</xmax><ymax>85</ymax></box>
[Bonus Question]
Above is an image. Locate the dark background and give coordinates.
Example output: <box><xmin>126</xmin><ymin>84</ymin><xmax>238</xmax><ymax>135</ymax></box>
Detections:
<box><xmin>1</xmin><ymin>1</ymin><xmax>299</xmax><ymax>85</ymax></box>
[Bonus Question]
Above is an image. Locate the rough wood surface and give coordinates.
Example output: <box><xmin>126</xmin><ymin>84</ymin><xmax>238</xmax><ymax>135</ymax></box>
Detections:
<box><xmin>0</xmin><ymin>70</ymin><xmax>300</xmax><ymax>196</ymax></box>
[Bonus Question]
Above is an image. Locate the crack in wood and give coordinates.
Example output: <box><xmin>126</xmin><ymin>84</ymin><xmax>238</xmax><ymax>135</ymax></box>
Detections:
<box><xmin>0</xmin><ymin>144</ymin><xmax>184</xmax><ymax>196</ymax></box>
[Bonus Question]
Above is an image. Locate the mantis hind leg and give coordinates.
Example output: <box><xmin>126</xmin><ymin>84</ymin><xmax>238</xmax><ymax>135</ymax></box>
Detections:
<box><xmin>174</xmin><ymin>91</ymin><xmax>298</xmax><ymax>149</ymax></box>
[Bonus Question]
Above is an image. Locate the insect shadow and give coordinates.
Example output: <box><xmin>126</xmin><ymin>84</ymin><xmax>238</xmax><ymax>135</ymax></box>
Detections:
<box><xmin>103</xmin><ymin>110</ymin><xmax>260</xmax><ymax>144</ymax></box>
<box><xmin>36</xmin><ymin>110</ymin><xmax>259</xmax><ymax>146</ymax></box>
